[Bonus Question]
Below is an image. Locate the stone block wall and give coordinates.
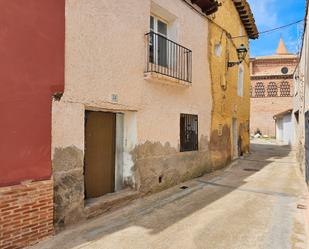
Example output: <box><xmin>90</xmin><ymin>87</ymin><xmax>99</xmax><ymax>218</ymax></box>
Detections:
<box><xmin>0</xmin><ymin>180</ymin><xmax>53</xmax><ymax>249</ymax></box>
<box><xmin>53</xmin><ymin>146</ymin><xmax>85</xmax><ymax>230</ymax></box>
<box><xmin>132</xmin><ymin>136</ymin><xmax>211</xmax><ymax>194</ymax></box>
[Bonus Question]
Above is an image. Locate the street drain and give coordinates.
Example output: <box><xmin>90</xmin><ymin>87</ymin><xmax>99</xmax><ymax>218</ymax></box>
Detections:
<box><xmin>243</xmin><ymin>168</ymin><xmax>260</xmax><ymax>172</ymax></box>
<box><xmin>180</xmin><ymin>186</ymin><xmax>189</xmax><ymax>190</ymax></box>
<box><xmin>297</xmin><ymin>204</ymin><xmax>307</xmax><ymax>210</ymax></box>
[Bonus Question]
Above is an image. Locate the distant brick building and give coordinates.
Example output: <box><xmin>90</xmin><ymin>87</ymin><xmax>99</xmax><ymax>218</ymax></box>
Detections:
<box><xmin>250</xmin><ymin>38</ymin><xmax>298</xmax><ymax>137</ymax></box>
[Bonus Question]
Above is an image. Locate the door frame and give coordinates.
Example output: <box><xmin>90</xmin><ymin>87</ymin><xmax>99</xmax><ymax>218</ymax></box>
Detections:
<box><xmin>232</xmin><ymin>118</ymin><xmax>238</xmax><ymax>159</ymax></box>
<box><xmin>150</xmin><ymin>14</ymin><xmax>168</xmax><ymax>67</ymax></box>
<box><xmin>84</xmin><ymin>110</ymin><xmax>124</xmax><ymax>199</ymax></box>
<box><xmin>305</xmin><ymin>111</ymin><xmax>309</xmax><ymax>183</ymax></box>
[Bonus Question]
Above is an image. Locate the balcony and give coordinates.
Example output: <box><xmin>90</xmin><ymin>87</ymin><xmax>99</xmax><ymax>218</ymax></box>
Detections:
<box><xmin>145</xmin><ymin>31</ymin><xmax>192</xmax><ymax>85</ymax></box>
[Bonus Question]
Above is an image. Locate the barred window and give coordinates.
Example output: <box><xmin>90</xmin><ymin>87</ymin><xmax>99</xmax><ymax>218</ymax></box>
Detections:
<box><xmin>255</xmin><ymin>82</ymin><xmax>265</xmax><ymax>98</ymax></box>
<box><xmin>267</xmin><ymin>82</ymin><xmax>278</xmax><ymax>97</ymax></box>
<box><xmin>280</xmin><ymin>81</ymin><xmax>291</xmax><ymax>97</ymax></box>
<box><xmin>180</xmin><ymin>114</ymin><xmax>198</xmax><ymax>152</ymax></box>
<box><xmin>250</xmin><ymin>85</ymin><xmax>253</xmax><ymax>97</ymax></box>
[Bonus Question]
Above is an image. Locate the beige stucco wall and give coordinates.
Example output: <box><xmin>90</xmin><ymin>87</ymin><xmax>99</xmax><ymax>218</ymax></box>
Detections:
<box><xmin>52</xmin><ymin>101</ymin><xmax>84</xmax><ymax>151</ymax></box>
<box><xmin>61</xmin><ymin>0</ymin><xmax>212</xmax><ymax>147</ymax></box>
<box><xmin>52</xmin><ymin>0</ymin><xmax>213</xmax><ymax>227</ymax></box>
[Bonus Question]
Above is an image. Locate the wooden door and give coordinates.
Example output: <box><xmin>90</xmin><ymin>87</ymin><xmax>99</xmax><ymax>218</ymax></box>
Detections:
<box><xmin>84</xmin><ymin>111</ymin><xmax>116</xmax><ymax>198</ymax></box>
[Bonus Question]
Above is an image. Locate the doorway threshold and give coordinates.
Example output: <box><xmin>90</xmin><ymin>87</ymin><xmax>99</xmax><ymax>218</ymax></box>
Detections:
<box><xmin>84</xmin><ymin>188</ymin><xmax>140</xmax><ymax>219</ymax></box>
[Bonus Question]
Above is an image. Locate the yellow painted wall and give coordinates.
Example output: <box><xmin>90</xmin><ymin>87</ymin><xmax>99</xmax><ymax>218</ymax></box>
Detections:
<box><xmin>208</xmin><ymin>0</ymin><xmax>250</xmax><ymax>168</ymax></box>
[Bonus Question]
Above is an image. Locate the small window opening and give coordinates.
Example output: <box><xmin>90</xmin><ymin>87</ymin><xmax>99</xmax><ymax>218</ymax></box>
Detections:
<box><xmin>294</xmin><ymin>111</ymin><xmax>299</xmax><ymax>124</ymax></box>
<box><xmin>214</xmin><ymin>43</ymin><xmax>222</xmax><ymax>57</ymax></box>
<box><xmin>180</xmin><ymin>114</ymin><xmax>198</xmax><ymax>152</ymax></box>
<box><xmin>237</xmin><ymin>65</ymin><xmax>244</xmax><ymax>97</ymax></box>
<box><xmin>281</xmin><ymin>67</ymin><xmax>289</xmax><ymax>74</ymax></box>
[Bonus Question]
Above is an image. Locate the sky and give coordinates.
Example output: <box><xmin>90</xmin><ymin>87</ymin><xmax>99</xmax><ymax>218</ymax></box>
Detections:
<box><xmin>247</xmin><ymin>0</ymin><xmax>306</xmax><ymax>57</ymax></box>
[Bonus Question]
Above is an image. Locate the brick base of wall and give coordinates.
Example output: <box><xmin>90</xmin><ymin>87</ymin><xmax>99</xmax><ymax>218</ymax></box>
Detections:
<box><xmin>0</xmin><ymin>179</ymin><xmax>53</xmax><ymax>249</ymax></box>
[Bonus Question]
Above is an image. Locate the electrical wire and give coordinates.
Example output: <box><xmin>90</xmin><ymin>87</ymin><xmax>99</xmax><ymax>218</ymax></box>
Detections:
<box><xmin>293</xmin><ymin>2</ymin><xmax>308</xmax><ymax>76</ymax></box>
<box><xmin>232</xmin><ymin>19</ymin><xmax>304</xmax><ymax>39</ymax></box>
<box><xmin>181</xmin><ymin>0</ymin><xmax>304</xmax><ymax>40</ymax></box>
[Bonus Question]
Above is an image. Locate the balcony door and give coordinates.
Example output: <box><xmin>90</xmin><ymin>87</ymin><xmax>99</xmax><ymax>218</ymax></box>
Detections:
<box><xmin>150</xmin><ymin>15</ymin><xmax>168</xmax><ymax>67</ymax></box>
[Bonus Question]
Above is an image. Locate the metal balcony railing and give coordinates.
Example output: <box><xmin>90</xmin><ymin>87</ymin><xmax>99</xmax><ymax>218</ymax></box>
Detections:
<box><xmin>145</xmin><ymin>31</ymin><xmax>192</xmax><ymax>83</ymax></box>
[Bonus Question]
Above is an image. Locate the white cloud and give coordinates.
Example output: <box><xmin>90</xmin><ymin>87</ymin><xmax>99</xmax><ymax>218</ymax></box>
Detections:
<box><xmin>247</xmin><ymin>0</ymin><xmax>279</xmax><ymax>30</ymax></box>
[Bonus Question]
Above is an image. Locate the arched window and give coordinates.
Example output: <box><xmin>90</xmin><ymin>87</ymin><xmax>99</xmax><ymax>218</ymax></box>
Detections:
<box><xmin>255</xmin><ymin>82</ymin><xmax>265</xmax><ymax>98</ymax></box>
<box><xmin>267</xmin><ymin>82</ymin><xmax>278</xmax><ymax>97</ymax></box>
<box><xmin>280</xmin><ymin>81</ymin><xmax>291</xmax><ymax>97</ymax></box>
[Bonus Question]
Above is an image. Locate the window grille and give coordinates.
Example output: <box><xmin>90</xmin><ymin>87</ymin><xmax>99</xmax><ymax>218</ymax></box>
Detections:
<box><xmin>180</xmin><ymin>114</ymin><xmax>198</xmax><ymax>152</ymax></box>
<box><xmin>250</xmin><ymin>86</ymin><xmax>253</xmax><ymax>97</ymax></box>
<box><xmin>267</xmin><ymin>82</ymin><xmax>278</xmax><ymax>97</ymax></box>
<box><xmin>280</xmin><ymin>81</ymin><xmax>291</xmax><ymax>97</ymax></box>
<box><xmin>255</xmin><ymin>82</ymin><xmax>265</xmax><ymax>98</ymax></box>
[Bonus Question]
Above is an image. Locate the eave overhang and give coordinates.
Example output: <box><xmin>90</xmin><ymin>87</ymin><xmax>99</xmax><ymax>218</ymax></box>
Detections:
<box><xmin>191</xmin><ymin>0</ymin><xmax>221</xmax><ymax>15</ymax></box>
<box><xmin>273</xmin><ymin>109</ymin><xmax>293</xmax><ymax>120</ymax></box>
<box><xmin>232</xmin><ymin>0</ymin><xmax>259</xmax><ymax>39</ymax></box>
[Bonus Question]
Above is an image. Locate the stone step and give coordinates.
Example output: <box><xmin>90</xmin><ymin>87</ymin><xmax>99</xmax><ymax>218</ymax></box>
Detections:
<box><xmin>84</xmin><ymin>189</ymin><xmax>141</xmax><ymax>219</ymax></box>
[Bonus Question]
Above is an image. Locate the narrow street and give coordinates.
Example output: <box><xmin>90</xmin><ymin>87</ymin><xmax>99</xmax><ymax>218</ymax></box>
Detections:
<box><xmin>29</xmin><ymin>140</ymin><xmax>308</xmax><ymax>249</ymax></box>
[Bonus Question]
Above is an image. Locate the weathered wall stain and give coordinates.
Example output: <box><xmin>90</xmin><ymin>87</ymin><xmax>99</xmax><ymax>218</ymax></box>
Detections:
<box><xmin>131</xmin><ymin>136</ymin><xmax>211</xmax><ymax>194</ymax></box>
<box><xmin>210</xmin><ymin>125</ymin><xmax>231</xmax><ymax>169</ymax></box>
<box><xmin>239</xmin><ymin>123</ymin><xmax>249</xmax><ymax>155</ymax></box>
<box><xmin>53</xmin><ymin>146</ymin><xmax>84</xmax><ymax>172</ymax></box>
<box><xmin>53</xmin><ymin>146</ymin><xmax>85</xmax><ymax>230</ymax></box>
<box><xmin>296</xmin><ymin>144</ymin><xmax>305</xmax><ymax>176</ymax></box>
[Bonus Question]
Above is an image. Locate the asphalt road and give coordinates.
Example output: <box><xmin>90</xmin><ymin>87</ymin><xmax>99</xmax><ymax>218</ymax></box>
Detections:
<box><xmin>29</xmin><ymin>140</ymin><xmax>309</xmax><ymax>249</ymax></box>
